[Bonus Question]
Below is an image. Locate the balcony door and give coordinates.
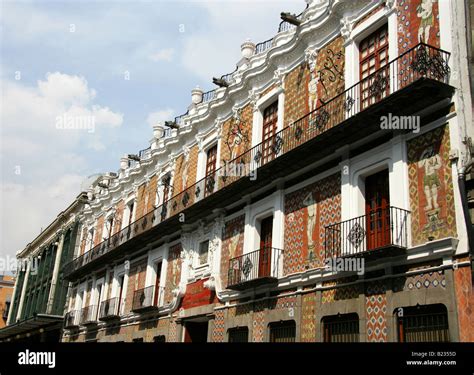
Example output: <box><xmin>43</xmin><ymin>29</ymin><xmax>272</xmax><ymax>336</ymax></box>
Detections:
<box><xmin>262</xmin><ymin>101</ymin><xmax>278</xmax><ymax>165</ymax></box>
<box><xmin>360</xmin><ymin>24</ymin><xmax>389</xmax><ymax>109</ymax></box>
<box><xmin>153</xmin><ymin>262</ymin><xmax>162</xmax><ymax>306</ymax></box>
<box><xmin>365</xmin><ymin>170</ymin><xmax>390</xmax><ymax>250</ymax></box>
<box><xmin>117</xmin><ymin>275</ymin><xmax>124</xmax><ymax>315</ymax></box>
<box><xmin>205</xmin><ymin>145</ymin><xmax>218</xmax><ymax>197</ymax></box>
<box><xmin>259</xmin><ymin>217</ymin><xmax>273</xmax><ymax>277</ymax></box>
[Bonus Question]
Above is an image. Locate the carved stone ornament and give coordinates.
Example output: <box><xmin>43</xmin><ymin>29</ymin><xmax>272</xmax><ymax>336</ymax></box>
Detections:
<box><xmin>305</xmin><ymin>48</ymin><xmax>318</xmax><ymax>73</ymax></box>
<box><xmin>273</xmin><ymin>68</ymin><xmax>285</xmax><ymax>88</ymax></box>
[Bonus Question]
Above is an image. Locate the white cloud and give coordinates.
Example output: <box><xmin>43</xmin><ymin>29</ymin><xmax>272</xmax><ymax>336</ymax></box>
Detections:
<box><xmin>146</xmin><ymin>109</ymin><xmax>175</xmax><ymax>127</ymax></box>
<box><xmin>0</xmin><ymin>176</ymin><xmax>84</xmax><ymax>256</ymax></box>
<box><xmin>149</xmin><ymin>48</ymin><xmax>175</xmax><ymax>62</ymax></box>
<box><xmin>1</xmin><ymin>72</ymin><xmax>123</xmax><ymax>258</ymax></box>
<box><xmin>38</xmin><ymin>72</ymin><xmax>96</xmax><ymax>105</ymax></box>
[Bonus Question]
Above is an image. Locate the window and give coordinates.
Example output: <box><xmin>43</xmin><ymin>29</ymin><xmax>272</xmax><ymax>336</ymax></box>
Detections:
<box><xmin>397</xmin><ymin>304</ymin><xmax>450</xmax><ymax>342</ymax></box>
<box><xmin>161</xmin><ymin>173</ymin><xmax>172</xmax><ymax>204</ymax></box>
<box><xmin>126</xmin><ymin>202</ymin><xmax>134</xmax><ymax>227</ymax></box>
<box><xmin>269</xmin><ymin>320</ymin><xmax>296</xmax><ymax>343</ymax></box>
<box><xmin>3</xmin><ymin>301</ymin><xmax>10</xmax><ymax>320</ymax></box>
<box><xmin>87</xmin><ymin>229</ymin><xmax>95</xmax><ymax>251</ymax></box>
<box><xmin>153</xmin><ymin>335</ymin><xmax>166</xmax><ymax>343</ymax></box>
<box><xmin>322</xmin><ymin>313</ymin><xmax>359</xmax><ymax>342</ymax></box>
<box><xmin>228</xmin><ymin>327</ymin><xmax>249</xmax><ymax>343</ymax></box>
<box><xmin>198</xmin><ymin>240</ymin><xmax>209</xmax><ymax>265</ymax></box>
<box><xmin>153</xmin><ymin>262</ymin><xmax>162</xmax><ymax>306</ymax></box>
<box><xmin>106</xmin><ymin>217</ymin><xmax>114</xmax><ymax>238</ymax></box>
<box><xmin>262</xmin><ymin>101</ymin><xmax>278</xmax><ymax>165</ymax></box>
<box><xmin>132</xmin><ymin>338</ymin><xmax>144</xmax><ymax>343</ymax></box>
<box><xmin>360</xmin><ymin>24</ymin><xmax>389</xmax><ymax>109</ymax></box>
<box><xmin>365</xmin><ymin>169</ymin><xmax>390</xmax><ymax>250</ymax></box>
<box><xmin>205</xmin><ymin>145</ymin><xmax>217</xmax><ymax>196</ymax></box>
<box><xmin>117</xmin><ymin>275</ymin><xmax>125</xmax><ymax>315</ymax></box>
<box><xmin>258</xmin><ymin>216</ymin><xmax>273</xmax><ymax>279</ymax></box>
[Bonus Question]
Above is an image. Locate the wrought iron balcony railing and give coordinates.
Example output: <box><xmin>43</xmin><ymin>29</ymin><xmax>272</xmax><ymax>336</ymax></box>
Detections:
<box><xmin>201</xmin><ymin>89</ymin><xmax>217</xmax><ymax>103</ymax></box>
<box><xmin>138</xmin><ymin>147</ymin><xmax>151</xmax><ymax>159</ymax></box>
<box><xmin>63</xmin><ymin>43</ymin><xmax>449</xmax><ymax>277</ymax></box>
<box><xmin>80</xmin><ymin>305</ymin><xmax>98</xmax><ymax>325</ymax></box>
<box><xmin>99</xmin><ymin>297</ymin><xmax>124</xmax><ymax>321</ymax></box>
<box><xmin>324</xmin><ymin>206</ymin><xmax>410</xmax><ymax>259</ymax></box>
<box><xmin>255</xmin><ymin>37</ymin><xmax>274</xmax><ymax>55</ymax></box>
<box><xmin>131</xmin><ymin>286</ymin><xmax>159</xmax><ymax>312</ymax></box>
<box><xmin>64</xmin><ymin>310</ymin><xmax>79</xmax><ymax>328</ymax></box>
<box><xmin>227</xmin><ymin>247</ymin><xmax>284</xmax><ymax>289</ymax></box>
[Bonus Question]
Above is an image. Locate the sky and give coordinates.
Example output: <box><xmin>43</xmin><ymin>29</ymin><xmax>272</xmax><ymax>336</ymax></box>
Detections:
<box><xmin>0</xmin><ymin>0</ymin><xmax>304</xmax><ymax>263</ymax></box>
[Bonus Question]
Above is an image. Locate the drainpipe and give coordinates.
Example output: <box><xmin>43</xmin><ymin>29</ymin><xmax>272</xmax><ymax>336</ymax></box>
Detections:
<box><xmin>458</xmin><ymin>159</ymin><xmax>474</xmax><ymax>258</ymax></box>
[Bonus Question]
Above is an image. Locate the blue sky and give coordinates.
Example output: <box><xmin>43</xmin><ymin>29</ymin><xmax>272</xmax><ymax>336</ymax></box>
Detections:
<box><xmin>0</xmin><ymin>0</ymin><xmax>303</xmax><ymax>261</ymax></box>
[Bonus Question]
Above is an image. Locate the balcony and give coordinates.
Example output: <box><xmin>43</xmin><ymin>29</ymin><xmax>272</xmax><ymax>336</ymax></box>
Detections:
<box><xmin>64</xmin><ymin>310</ymin><xmax>79</xmax><ymax>329</ymax></box>
<box><xmin>131</xmin><ymin>286</ymin><xmax>159</xmax><ymax>313</ymax></box>
<box><xmin>324</xmin><ymin>206</ymin><xmax>410</xmax><ymax>261</ymax></box>
<box><xmin>79</xmin><ymin>305</ymin><xmax>98</xmax><ymax>326</ymax></box>
<box><xmin>98</xmin><ymin>297</ymin><xmax>124</xmax><ymax>321</ymax></box>
<box><xmin>63</xmin><ymin>43</ymin><xmax>453</xmax><ymax>280</ymax></box>
<box><xmin>227</xmin><ymin>247</ymin><xmax>284</xmax><ymax>290</ymax></box>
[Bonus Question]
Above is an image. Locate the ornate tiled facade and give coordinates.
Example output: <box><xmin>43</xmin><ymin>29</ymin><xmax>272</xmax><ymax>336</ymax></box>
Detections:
<box><xmin>220</xmin><ymin>104</ymin><xmax>253</xmax><ymax>165</ymax></box>
<box><xmin>164</xmin><ymin>244</ymin><xmax>182</xmax><ymax>305</ymax></box>
<box><xmin>393</xmin><ymin>270</ymin><xmax>446</xmax><ymax>291</ymax></box>
<box><xmin>301</xmin><ymin>293</ymin><xmax>317</xmax><ymax>342</ymax></box>
<box><xmin>212</xmin><ymin>310</ymin><xmax>225</xmax><ymax>343</ymax></box>
<box><xmin>322</xmin><ymin>278</ymin><xmax>361</xmax><ymax>304</ymax></box>
<box><xmin>407</xmin><ymin>125</ymin><xmax>457</xmax><ymax>245</ymax></box>
<box><xmin>284</xmin><ymin>173</ymin><xmax>341</xmax><ymax>273</ymax></box>
<box><xmin>454</xmin><ymin>260</ymin><xmax>474</xmax><ymax>342</ymax></box>
<box><xmin>220</xmin><ymin>215</ymin><xmax>245</xmax><ymax>286</ymax></box>
<box><xmin>365</xmin><ymin>282</ymin><xmax>388</xmax><ymax>343</ymax></box>
<box><xmin>252</xmin><ymin>301</ymin><xmax>266</xmax><ymax>343</ymax></box>
<box><xmin>397</xmin><ymin>0</ymin><xmax>440</xmax><ymax>53</ymax></box>
<box><xmin>5</xmin><ymin>0</ymin><xmax>470</xmax><ymax>346</ymax></box>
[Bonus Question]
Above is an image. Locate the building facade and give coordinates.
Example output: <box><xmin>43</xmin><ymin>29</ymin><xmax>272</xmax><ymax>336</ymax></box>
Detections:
<box><xmin>4</xmin><ymin>0</ymin><xmax>473</xmax><ymax>343</ymax></box>
<box><xmin>0</xmin><ymin>194</ymin><xmax>85</xmax><ymax>342</ymax></box>
<box><xmin>0</xmin><ymin>275</ymin><xmax>15</xmax><ymax>329</ymax></box>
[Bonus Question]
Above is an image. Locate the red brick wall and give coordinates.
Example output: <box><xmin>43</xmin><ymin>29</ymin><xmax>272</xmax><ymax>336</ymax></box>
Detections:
<box><xmin>113</xmin><ymin>200</ymin><xmax>124</xmax><ymax>235</ymax></box>
<box><xmin>146</xmin><ymin>175</ymin><xmax>158</xmax><ymax>213</ymax></box>
<box><xmin>79</xmin><ymin>226</ymin><xmax>87</xmax><ymax>255</ymax></box>
<box><xmin>284</xmin><ymin>62</ymin><xmax>309</xmax><ymax>128</ymax></box>
<box><xmin>454</xmin><ymin>261</ymin><xmax>474</xmax><ymax>342</ymax></box>
<box><xmin>173</xmin><ymin>154</ymin><xmax>186</xmax><ymax>193</ymax></box>
<box><xmin>93</xmin><ymin>216</ymin><xmax>104</xmax><ymax>246</ymax></box>
<box><xmin>220</xmin><ymin>104</ymin><xmax>253</xmax><ymax>164</ymax></box>
<box><xmin>135</xmin><ymin>183</ymin><xmax>146</xmax><ymax>219</ymax></box>
<box><xmin>315</xmin><ymin>36</ymin><xmax>345</xmax><ymax>105</ymax></box>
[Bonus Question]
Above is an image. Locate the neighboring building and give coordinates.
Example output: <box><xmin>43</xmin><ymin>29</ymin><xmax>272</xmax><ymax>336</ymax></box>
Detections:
<box><xmin>0</xmin><ymin>194</ymin><xmax>86</xmax><ymax>342</ymax></box>
<box><xmin>0</xmin><ymin>275</ymin><xmax>15</xmax><ymax>329</ymax></box>
<box><xmin>13</xmin><ymin>0</ymin><xmax>474</xmax><ymax>343</ymax></box>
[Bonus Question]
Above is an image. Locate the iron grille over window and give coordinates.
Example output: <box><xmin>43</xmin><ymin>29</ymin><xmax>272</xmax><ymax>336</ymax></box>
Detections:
<box><xmin>228</xmin><ymin>327</ymin><xmax>249</xmax><ymax>343</ymax></box>
<box><xmin>397</xmin><ymin>304</ymin><xmax>450</xmax><ymax>342</ymax></box>
<box><xmin>322</xmin><ymin>313</ymin><xmax>359</xmax><ymax>342</ymax></box>
<box><xmin>269</xmin><ymin>321</ymin><xmax>296</xmax><ymax>343</ymax></box>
